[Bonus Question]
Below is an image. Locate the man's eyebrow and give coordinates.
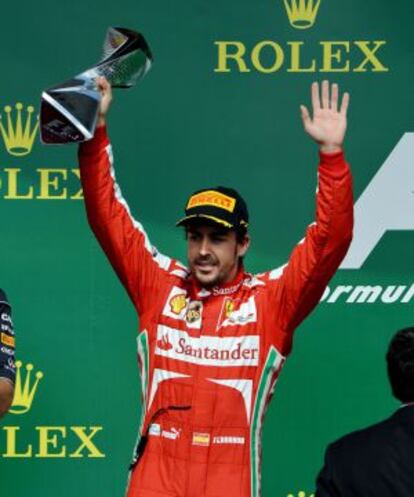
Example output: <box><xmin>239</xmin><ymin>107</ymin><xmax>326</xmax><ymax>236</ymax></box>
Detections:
<box><xmin>210</xmin><ymin>229</ymin><xmax>230</xmax><ymax>237</ymax></box>
<box><xmin>186</xmin><ymin>226</ymin><xmax>230</xmax><ymax>236</ymax></box>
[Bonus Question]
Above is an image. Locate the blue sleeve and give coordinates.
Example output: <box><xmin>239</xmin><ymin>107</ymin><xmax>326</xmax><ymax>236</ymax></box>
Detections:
<box><xmin>0</xmin><ymin>289</ymin><xmax>16</xmax><ymax>384</ymax></box>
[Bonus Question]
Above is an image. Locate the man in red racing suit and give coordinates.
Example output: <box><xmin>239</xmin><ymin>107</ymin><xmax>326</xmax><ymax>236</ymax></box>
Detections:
<box><xmin>78</xmin><ymin>79</ymin><xmax>353</xmax><ymax>497</ymax></box>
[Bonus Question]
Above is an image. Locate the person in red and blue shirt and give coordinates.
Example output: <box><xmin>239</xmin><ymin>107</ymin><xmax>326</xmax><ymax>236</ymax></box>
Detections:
<box><xmin>78</xmin><ymin>78</ymin><xmax>353</xmax><ymax>497</ymax></box>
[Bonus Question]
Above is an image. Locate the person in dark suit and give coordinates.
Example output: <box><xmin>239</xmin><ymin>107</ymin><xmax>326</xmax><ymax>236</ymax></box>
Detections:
<box><xmin>316</xmin><ymin>327</ymin><xmax>414</xmax><ymax>497</ymax></box>
<box><xmin>0</xmin><ymin>289</ymin><xmax>15</xmax><ymax>418</ymax></box>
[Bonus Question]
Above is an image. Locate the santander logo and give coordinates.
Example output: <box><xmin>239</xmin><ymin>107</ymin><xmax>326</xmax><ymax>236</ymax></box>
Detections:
<box><xmin>157</xmin><ymin>334</ymin><xmax>173</xmax><ymax>351</ymax></box>
<box><xmin>155</xmin><ymin>325</ymin><xmax>260</xmax><ymax>367</ymax></box>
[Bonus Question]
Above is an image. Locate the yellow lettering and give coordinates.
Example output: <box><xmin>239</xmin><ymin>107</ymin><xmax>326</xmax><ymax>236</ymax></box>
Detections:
<box><xmin>3</xmin><ymin>169</ymin><xmax>34</xmax><ymax>199</ymax></box>
<box><xmin>214</xmin><ymin>42</ymin><xmax>250</xmax><ymax>73</ymax></box>
<box><xmin>70</xmin><ymin>169</ymin><xmax>83</xmax><ymax>200</ymax></box>
<box><xmin>70</xmin><ymin>426</ymin><xmax>105</xmax><ymax>458</ymax></box>
<box><xmin>288</xmin><ymin>42</ymin><xmax>316</xmax><ymax>72</ymax></box>
<box><xmin>320</xmin><ymin>41</ymin><xmax>350</xmax><ymax>72</ymax></box>
<box><xmin>2</xmin><ymin>427</ymin><xmax>33</xmax><ymax>458</ymax></box>
<box><xmin>36</xmin><ymin>169</ymin><xmax>68</xmax><ymax>199</ymax></box>
<box><xmin>35</xmin><ymin>427</ymin><xmax>66</xmax><ymax>458</ymax></box>
<box><xmin>354</xmin><ymin>41</ymin><xmax>388</xmax><ymax>72</ymax></box>
<box><xmin>251</xmin><ymin>41</ymin><xmax>284</xmax><ymax>73</ymax></box>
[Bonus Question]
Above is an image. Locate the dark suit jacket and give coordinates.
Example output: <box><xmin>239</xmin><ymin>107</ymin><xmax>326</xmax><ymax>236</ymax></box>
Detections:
<box><xmin>316</xmin><ymin>405</ymin><xmax>414</xmax><ymax>497</ymax></box>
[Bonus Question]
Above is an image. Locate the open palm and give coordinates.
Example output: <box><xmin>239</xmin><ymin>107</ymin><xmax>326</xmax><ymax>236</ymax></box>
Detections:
<box><xmin>301</xmin><ymin>81</ymin><xmax>350</xmax><ymax>153</ymax></box>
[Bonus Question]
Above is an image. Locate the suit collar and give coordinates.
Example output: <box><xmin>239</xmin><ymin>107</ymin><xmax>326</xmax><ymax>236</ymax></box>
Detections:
<box><xmin>189</xmin><ymin>265</ymin><xmax>246</xmax><ymax>299</ymax></box>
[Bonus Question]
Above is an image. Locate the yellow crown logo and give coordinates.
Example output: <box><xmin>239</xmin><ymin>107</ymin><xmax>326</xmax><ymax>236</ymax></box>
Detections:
<box><xmin>283</xmin><ymin>0</ymin><xmax>321</xmax><ymax>29</ymax></box>
<box><xmin>287</xmin><ymin>492</ymin><xmax>315</xmax><ymax>497</ymax></box>
<box><xmin>0</xmin><ymin>103</ymin><xmax>39</xmax><ymax>156</ymax></box>
<box><xmin>9</xmin><ymin>360</ymin><xmax>44</xmax><ymax>415</ymax></box>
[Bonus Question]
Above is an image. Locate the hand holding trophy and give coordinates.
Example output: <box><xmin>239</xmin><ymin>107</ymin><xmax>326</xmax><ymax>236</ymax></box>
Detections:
<box><xmin>95</xmin><ymin>76</ymin><xmax>112</xmax><ymax>128</ymax></box>
<box><xmin>40</xmin><ymin>27</ymin><xmax>152</xmax><ymax>144</ymax></box>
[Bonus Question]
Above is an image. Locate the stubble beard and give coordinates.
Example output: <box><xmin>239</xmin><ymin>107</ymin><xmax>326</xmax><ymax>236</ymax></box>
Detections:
<box><xmin>191</xmin><ymin>254</ymin><xmax>239</xmax><ymax>289</ymax></box>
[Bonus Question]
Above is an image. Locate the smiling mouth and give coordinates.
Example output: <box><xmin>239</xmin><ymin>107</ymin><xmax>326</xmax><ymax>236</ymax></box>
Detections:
<box><xmin>195</xmin><ymin>263</ymin><xmax>216</xmax><ymax>272</ymax></box>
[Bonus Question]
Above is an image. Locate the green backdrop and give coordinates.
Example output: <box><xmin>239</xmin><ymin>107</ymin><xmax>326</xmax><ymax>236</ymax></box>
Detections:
<box><xmin>1</xmin><ymin>1</ymin><xmax>414</xmax><ymax>496</ymax></box>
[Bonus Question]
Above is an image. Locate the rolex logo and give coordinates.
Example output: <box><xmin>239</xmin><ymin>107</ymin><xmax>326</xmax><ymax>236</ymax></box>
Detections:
<box><xmin>0</xmin><ymin>103</ymin><xmax>39</xmax><ymax>156</ymax></box>
<box><xmin>283</xmin><ymin>0</ymin><xmax>321</xmax><ymax>29</ymax></box>
<box><xmin>9</xmin><ymin>360</ymin><xmax>44</xmax><ymax>415</ymax></box>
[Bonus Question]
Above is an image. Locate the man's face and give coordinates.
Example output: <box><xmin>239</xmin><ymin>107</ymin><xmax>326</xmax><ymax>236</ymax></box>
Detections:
<box><xmin>186</xmin><ymin>224</ymin><xmax>250</xmax><ymax>288</ymax></box>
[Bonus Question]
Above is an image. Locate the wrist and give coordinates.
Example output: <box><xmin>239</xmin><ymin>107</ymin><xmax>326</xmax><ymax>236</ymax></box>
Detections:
<box><xmin>97</xmin><ymin>116</ymin><xmax>106</xmax><ymax>128</ymax></box>
<box><xmin>319</xmin><ymin>143</ymin><xmax>342</xmax><ymax>154</ymax></box>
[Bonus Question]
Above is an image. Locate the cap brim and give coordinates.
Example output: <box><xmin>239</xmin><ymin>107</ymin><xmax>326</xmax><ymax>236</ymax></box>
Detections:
<box><xmin>176</xmin><ymin>214</ymin><xmax>233</xmax><ymax>229</ymax></box>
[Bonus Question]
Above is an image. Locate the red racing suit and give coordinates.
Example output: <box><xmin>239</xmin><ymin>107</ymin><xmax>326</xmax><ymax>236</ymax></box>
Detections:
<box><xmin>79</xmin><ymin>126</ymin><xmax>353</xmax><ymax>497</ymax></box>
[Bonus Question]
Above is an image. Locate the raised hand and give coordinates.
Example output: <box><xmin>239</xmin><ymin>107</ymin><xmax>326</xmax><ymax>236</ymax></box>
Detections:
<box><xmin>96</xmin><ymin>76</ymin><xmax>113</xmax><ymax>128</ymax></box>
<box><xmin>300</xmin><ymin>81</ymin><xmax>350</xmax><ymax>153</ymax></box>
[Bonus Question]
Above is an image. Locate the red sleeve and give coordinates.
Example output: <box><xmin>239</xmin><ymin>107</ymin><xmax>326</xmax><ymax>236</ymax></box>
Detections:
<box><xmin>78</xmin><ymin>126</ymin><xmax>177</xmax><ymax>315</ymax></box>
<box><xmin>266</xmin><ymin>150</ymin><xmax>353</xmax><ymax>348</ymax></box>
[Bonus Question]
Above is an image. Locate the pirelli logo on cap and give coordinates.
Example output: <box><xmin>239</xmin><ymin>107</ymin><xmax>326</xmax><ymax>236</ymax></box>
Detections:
<box><xmin>187</xmin><ymin>191</ymin><xmax>236</xmax><ymax>213</ymax></box>
<box><xmin>192</xmin><ymin>432</ymin><xmax>210</xmax><ymax>446</ymax></box>
<box><xmin>1</xmin><ymin>333</ymin><xmax>15</xmax><ymax>348</ymax></box>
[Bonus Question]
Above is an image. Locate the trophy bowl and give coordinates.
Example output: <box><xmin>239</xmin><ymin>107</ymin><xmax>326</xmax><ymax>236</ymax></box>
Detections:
<box><xmin>40</xmin><ymin>27</ymin><xmax>153</xmax><ymax>144</ymax></box>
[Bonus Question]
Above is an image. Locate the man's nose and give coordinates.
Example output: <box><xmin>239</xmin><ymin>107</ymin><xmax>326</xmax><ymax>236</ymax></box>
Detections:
<box><xmin>199</xmin><ymin>237</ymin><xmax>211</xmax><ymax>255</ymax></box>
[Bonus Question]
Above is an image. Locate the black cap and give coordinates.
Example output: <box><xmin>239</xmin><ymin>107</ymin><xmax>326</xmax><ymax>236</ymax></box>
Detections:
<box><xmin>176</xmin><ymin>186</ymin><xmax>249</xmax><ymax>230</ymax></box>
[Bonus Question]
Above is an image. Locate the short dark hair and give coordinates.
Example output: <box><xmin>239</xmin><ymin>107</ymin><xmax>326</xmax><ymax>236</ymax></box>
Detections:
<box><xmin>386</xmin><ymin>327</ymin><xmax>414</xmax><ymax>403</ymax></box>
<box><xmin>234</xmin><ymin>226</ymin><xmax>248</xmax><ymax>244</ymax></box>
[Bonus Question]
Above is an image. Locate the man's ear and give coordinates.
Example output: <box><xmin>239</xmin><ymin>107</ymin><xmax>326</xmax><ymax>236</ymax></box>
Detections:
<box><xmin>237</xmin><ymin>234</ymin><xmax>251</xmax><ymax>257</ymax></box>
